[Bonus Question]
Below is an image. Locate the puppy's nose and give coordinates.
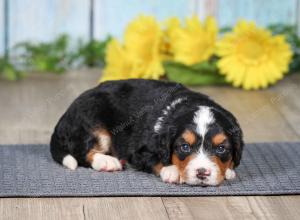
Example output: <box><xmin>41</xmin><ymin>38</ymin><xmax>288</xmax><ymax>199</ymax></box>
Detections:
<box><xmin>196</xmin><ymin>168</ymin><xmax>211</xmax><ymax>179</ymax></box>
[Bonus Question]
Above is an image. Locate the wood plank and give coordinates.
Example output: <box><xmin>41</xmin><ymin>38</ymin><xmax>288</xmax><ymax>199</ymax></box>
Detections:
<box><xmin>0</xmin><ymin>69</ymin><xmax>100</xmax><ymax>144</ymax></box>
<box><xmin>0</xmin><ymin>198</ymin><xmax>84</xmax><ymax>220</ymax></box>
<box><xmin>8</xmin><ymin>0</ymin><xmax>90</xmax><ymax>50</ymax></box>
<box><xmin>83</xmin><ymin>197</ymin><xmax>169</xmax><ymax>220</ymax></box>
<box><xmin>0</xmin><ymin>70</ymin><xmax>298</xmax><ymax>144</ymax></box>
<box><xmin>267</xmin><ymin>74</ymin><xmax>300</xmax><ymax>137</ymax></box>
<box><xmin>0</xmin><ymin>0</ymin><xmax>4</xmax><ymax>55</ymax></box>
<box><xmin>163</xmin><ymin>196</ymin><xmax>300</xmax><ymax>220</ymax></box>
<box><xmin>297</xmin><ymin>0</ymin><xmax>300</xmax><ymax>36</ymax></box>
<box><xmin>0</xmin><ymin>198</ymin><xmax>169</xmax><ymax>220</ymax></box>
<box><xmin>190</xmin><ymin>0</ymin><xmax>218</xmax><ymax>19</ymax></box>
<box><xmin>217</xmin><ymin>0</ymin><xmax>297</xmax><ymax>27</ymax></box>
<box><xmin>93</xmin><ymin>0</ymin><xmax>193</xmax><ymax>40</ymax></box>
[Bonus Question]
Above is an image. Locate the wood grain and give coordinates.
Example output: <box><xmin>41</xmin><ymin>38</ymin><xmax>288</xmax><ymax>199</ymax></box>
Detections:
<box><xmin>93</xmin><ymin>0</ymin><xmax>192</xmax><ymax>40</ymax></box>
<box><xmin>163</xmin><ymin>196</ymin><xmax>300</xmax><ymax>220</ymax></box>
<box><xmin>0</xmin><ymin>0</ymin><xmax>4</xmax><ymax>54</ymax></box>
<box><xmin>8</xmin><ymin>0</ymin><xmax>90</xmax><ymax>51</ymax></box>
<box><xmin>83</xmin><ymin>197</ymin><xmax>169</xmax><ymax>220</ymax></box>
<box><xmin>193</xmin><ymin>86</ymin><xmax>299</xmax><ymax>142</ymax></box>
<box><xmin>267</xmin><ymin>74</ymin><xmax>300</xmax><ymax>137</ymax></box>
<box><xmin>0</xmin><ymin>197</ymin><xmax>168</xmax><ymax>220</ymax></box>
<box><xmin>0</xmin><ymin>198</ymin><xmax>84</xmax><ymax>220</ymax></box>
<box><xmin>217</xmin><ymin>0</ymin><xmax>297</xmax><ymax>27</ymax></box>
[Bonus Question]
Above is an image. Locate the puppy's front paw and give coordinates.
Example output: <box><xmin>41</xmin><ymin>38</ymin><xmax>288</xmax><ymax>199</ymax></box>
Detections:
<box><xmin>160</xmin><ymin>165</ymin><xmax>180</xmax><ymax>184</ymax></box>
<box><xmin>225</xmin><ymin>168</ymin><xmax>236</xmax><ymax>180</ymax></box>
<box><xmin>92</xmin><ymin>153</ymin><xmax>122</xmax><ymax>172</ymax></box>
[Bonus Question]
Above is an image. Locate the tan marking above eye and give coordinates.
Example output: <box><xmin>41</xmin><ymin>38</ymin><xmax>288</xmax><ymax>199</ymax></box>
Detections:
<box><xmin>182</xmin><ymin>130</ymin><xmax>196</xmax><ymax>145</ymax></box>
<box><xmin>212</xmin><ymin>133</ymin><xmax>227</xmax><ymax>146</ymax></box>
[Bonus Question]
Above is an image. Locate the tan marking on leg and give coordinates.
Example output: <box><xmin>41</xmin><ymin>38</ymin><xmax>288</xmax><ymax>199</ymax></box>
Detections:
<box><xmin>92</xmin><ymin>128</ymin><xmax>112</xmax><ymax>154</ymax></box>
<box><xmin>212</xmin><ymin>133</ymin><xmax>227</xmax><ymax>146</ymax></box>
<box><xmin>86</xmin><ymin>149</ymin><xmax>99</xmax><ymax>164</ymax></box>
<box><xmin>182</xmin><ymin>130</ymin><xmax>196</xmax><ymax>145</ymax></box>
<box><xmin>153</xmin><ymin>162</ymin><xmax>164</xmax><ymax>176</ymax></box>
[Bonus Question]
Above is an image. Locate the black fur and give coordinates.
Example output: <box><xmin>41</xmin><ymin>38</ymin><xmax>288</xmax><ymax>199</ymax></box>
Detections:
<box><xmin>50</xmin><ymin>79</ymin><xmax>244</xmax><ymax>172</ymax></box>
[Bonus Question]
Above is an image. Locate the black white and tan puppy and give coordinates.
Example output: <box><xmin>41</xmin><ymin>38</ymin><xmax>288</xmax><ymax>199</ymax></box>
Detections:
<box><xmin>50</xmin><ymin>79</ymin><xmax>243</xmax><ymax>186</ymax></box>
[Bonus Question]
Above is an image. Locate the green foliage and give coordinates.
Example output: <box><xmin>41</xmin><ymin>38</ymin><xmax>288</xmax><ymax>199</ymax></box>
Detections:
<box><xmin>74</xmin><ymin>37</ymin><xmax>111</xmax><ymax>67</ymax></box>
<box><xmin>1</xmin><ymin>23</ymin><xmax>300</xmax><ymax>82</ymax></box>
<box><xmin>268</xmin><ymin>24</ymin><xmax>300</xmax><ymax>73</ymax></box>
<box><xmin>164</xmin><ymin>59</ymin><xmax>227</xmax><ymax>86</ymax></box>
<box><xmin>16</xmin><ymin>34</ymin><xmax>73</xmax><ymax>73</ymax></box>
<box><xmin>0</xmin><ymin>57</ymin><xmax>23</xmax><ymax>81</ymax></box>
<box><xmin>219</xmin><ymin>26</ymin><xmax>232</xmax><ymax>34</ymax></box>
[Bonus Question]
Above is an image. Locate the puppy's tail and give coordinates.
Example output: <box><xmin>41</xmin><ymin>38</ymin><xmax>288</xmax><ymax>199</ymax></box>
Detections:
<box><xmin>50</xmin><ymin>131</ymin><xmax>78</xmax><ymax>170</ymax></box>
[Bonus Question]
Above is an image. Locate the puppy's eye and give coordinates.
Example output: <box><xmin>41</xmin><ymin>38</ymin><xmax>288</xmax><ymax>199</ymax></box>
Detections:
<box><xmin>180</xmin><ymin>143</ymin><xmax>191</xmax><ymax>153</ymax></box>
<box><xmin>216</xmin><ymin>145</ymin><xmax>226</xmax><ymax>154</ymax></box>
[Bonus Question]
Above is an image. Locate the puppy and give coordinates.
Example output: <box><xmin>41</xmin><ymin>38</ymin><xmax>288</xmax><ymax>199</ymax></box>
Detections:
<box><xmin>50</xmin><ymin>79</ymin><xmax>243</xmax><ymax>186</ymax></box>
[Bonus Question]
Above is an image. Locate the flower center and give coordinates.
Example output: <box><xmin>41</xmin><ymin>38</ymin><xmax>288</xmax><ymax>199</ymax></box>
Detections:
<box><xmin>238</xmin><ymin>38</ymin><xmax>265</xmax><ymax>63</ymax></box>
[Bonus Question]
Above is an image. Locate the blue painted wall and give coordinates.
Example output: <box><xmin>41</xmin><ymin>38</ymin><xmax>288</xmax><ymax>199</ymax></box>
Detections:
<box><xmin>94</xmin><ymin>0</ymin><xmax>193</xmax><ymax>40</ymax></box>
<box><xmin>0</xmin><ymin>0</ymin><xmax>4</xmax><ymax>55</ymax></box>
<box><xmin>1</xmin><ymin>0</ymin><xmax>299</xmax><ymax>56</ymax></box>
<box><xmin>8</xmin><ymin>0</ymin><xmax>90</xmax><ymax>49</ymax></box>
<box><xmin>218</xmin><ymin>0</ymin><xmax>298</xmax><ymax>27</ymax></box>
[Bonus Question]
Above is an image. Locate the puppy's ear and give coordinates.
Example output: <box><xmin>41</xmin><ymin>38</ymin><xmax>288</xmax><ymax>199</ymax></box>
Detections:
<box><xmin>229</xmin><ymin>123</ymin><xmax>244</xmax><ymax>168</ymax></box>
<box><xmin>155</xmin><ymin>125</ymin><xmax>177</xmax><ymax>165</ymax></box>
<box><xmin>212</xmin><ymin>107</ymin><xmax>244</xmax><ymax>168</ymax></box>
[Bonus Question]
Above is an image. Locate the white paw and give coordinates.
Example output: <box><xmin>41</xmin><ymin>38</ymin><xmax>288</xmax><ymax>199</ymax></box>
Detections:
<box><xmin>92</xmin><ymin>153</ymin><xmax>122</xmax><ymax>172</ymax></box>
<box><xmin>225</xmin><ymin>169</ymin><xmax>236</xmax><ymax>180</ymax></box>
<box><xmin>62</xmin><ymin>154</ymin><xmax>78</xmax><ymax>170</ymax></box>
<box><xmin>160</xmin><ymin>165</ymin><xmax>180</xmax><ymax>184</ymax></box>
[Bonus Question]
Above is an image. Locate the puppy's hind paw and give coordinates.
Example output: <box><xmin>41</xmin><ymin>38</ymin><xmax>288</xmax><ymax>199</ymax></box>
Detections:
<box><xmin>62</xmin><ymin>154</ymin><xmax>78</xmax><ymax>170</ymax></box>
<box><xmin>160</xmin><ymin>165</ymin><xmax>180</xmax><ymax>184</ymax></box>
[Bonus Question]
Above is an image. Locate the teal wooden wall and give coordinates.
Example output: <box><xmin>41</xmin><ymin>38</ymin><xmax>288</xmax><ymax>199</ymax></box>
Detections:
<box><xmin>218</xmin><ymin>0</ymin><xmax>298</xmax><ymax>27</ymax></box>
<box><xmin>1</xmin><ymin>0</ymin><xmax>300</xmax><ymax>56</ymax></box>
<box><xmin>0</xmin><ymin>0</ymin><xmax>4</xmax><ymax>55</ymax></box>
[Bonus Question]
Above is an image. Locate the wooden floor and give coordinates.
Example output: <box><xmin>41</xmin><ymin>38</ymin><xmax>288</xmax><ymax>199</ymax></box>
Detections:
<box><xmin>0</xmin><ymin>69</ymin><xmax>300</xmax><ymax>220</ymax></box>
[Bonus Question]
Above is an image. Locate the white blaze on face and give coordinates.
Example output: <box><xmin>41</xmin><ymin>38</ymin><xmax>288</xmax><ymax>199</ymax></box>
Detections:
<box><xmin>184</xmin><ymin>148</ymin><xmax>221</xmax><ymax>185</ymax></box>
<box><xmin>193</xmin><ymin>106</ymin><xmax>214</xmax><ymax>138</ymax></box>
<box><xmin>184</xmin><ymin>106</ymin><xmax>221</xmax><ymax>185</ymax></box>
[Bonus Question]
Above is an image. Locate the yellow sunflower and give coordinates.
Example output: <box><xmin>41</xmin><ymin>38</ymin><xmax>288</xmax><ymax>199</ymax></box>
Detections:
<box><xmin>169</xmin><ymin>16</ymin><xmax>218</xmax><ymax>65</ymax></box>
<box><xmin>101</xmin><ymin>15</ymin><xmax>165</xmax><ymax>82</ymax></box>
<box><xmin>124</xmin><ymin>15</ymin><xmax>164</xmax><ymax>79</ymax></box>
<box><xmin>216</xmin><ymin>21</ymin><xmax>292</xmax><ymax>90</ymax></box>
<box><xmin>162</xmin><ymin>17</ymin><xmax>181</xmax><ymax>55</ymax></box>
<box><xmin>100</xmin><ymin>39</ymin><xmax>135</xmax><ymax>82</ymax></box>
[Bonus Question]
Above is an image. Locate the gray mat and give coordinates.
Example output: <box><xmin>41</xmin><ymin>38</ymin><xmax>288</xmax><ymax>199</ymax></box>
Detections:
<box><xmin>0</xmin><ymin>142</ymin><xmax>300</xmax><ymax>197</ymax></box>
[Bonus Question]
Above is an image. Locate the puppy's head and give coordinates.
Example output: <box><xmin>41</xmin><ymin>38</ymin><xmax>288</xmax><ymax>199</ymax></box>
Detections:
<box><xmin>162</xmin><ymin>105</ymin><xmax>243</xmax><ymax>186</ymax></box>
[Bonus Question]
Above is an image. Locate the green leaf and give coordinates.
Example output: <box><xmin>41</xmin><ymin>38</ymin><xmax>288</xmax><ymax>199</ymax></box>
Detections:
<box><xmin>0</xmin><ymin>57</ymin><xmax>23</xmax><ymax>81</ymax></box>
<box><xmin>15</xmin><ymin>34</ymin><xmax>72</xmax><ymax>73</ymax></box>
<box><xmin>74</xmin><ymin>36</ymin><xmax>112</xmax><ymax>67</ymax></box>
<box><xmin>164</xmin><ymin>61</ymin><xmax>227</xmax><ymax>86</ymax></box>
<box><xmin>220</xmin><ymin>26</ymin><xmax>232</xmax><ymax>33</ymax></box>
